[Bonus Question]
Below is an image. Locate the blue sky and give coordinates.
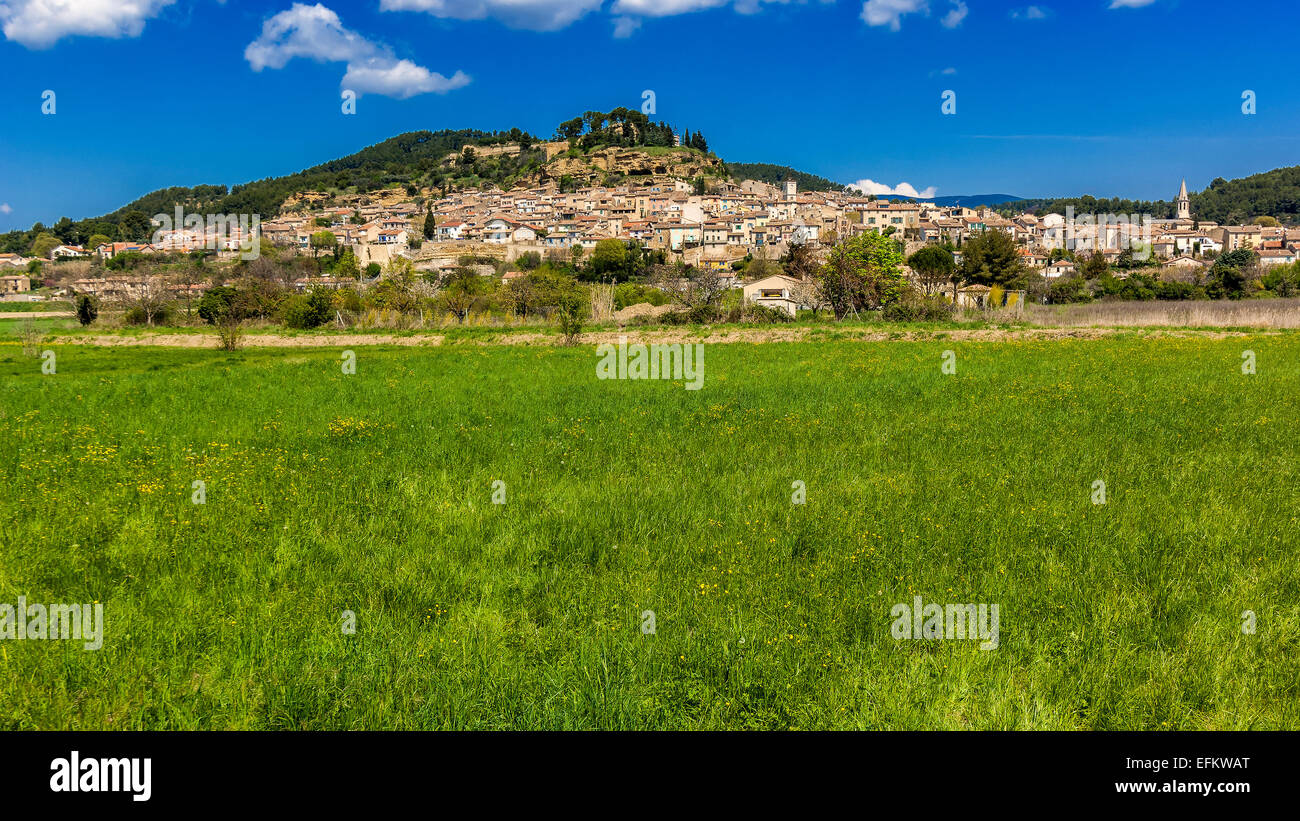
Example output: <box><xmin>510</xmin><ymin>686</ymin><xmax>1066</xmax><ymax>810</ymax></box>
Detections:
<box><xmin>2</xmin><ymin>0</ymin><xmax>1298</xmax><ymax>231</ymax></box>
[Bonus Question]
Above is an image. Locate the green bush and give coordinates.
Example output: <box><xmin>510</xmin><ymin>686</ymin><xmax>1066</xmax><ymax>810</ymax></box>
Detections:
<box><xmin>556</xmin><ymin>289</ymin><xmax>587</xmax><ymax>344</ymax></box>
<box><xmin>124</xmin><ymin>303</ymin><xmax>173</xmax><ymax>326</ymax></box>
<box><xmin>883</xmin><ymin>291</ymin><xmax>954</xmax><ymax>321</ymax></box>
<box><xmin>745</xmin><ymin>304</ymin><xmax>794</xmax><ymax>324</ymax></box>
<box><xmin>1097</xmin><ymin>273</ymin><xmax>1157</xmax><ymax>301</ymax></box>
<box><xmin>74</xmin><ymin>294</ymin><xmax>98</xmax><ymax>326</ymax></box>
<box><xmin>1046</xmin><ymin>276</ymin><xmax>1093</xmax><ymax>304</ymax></box>
<box><xmin>614</xmin><ymin>282</ymin><xmax>669</xmax><ymax>310</ymax></box>
<box><xmin>198</xmin><ymin>286</ymin><xmax>239</xmax><ymax>324</ymax></box>
<box><xmin>1155</xmin><ymin>281</ymin><xmax>1201</xmax><ymax>301</ymax></box>
<box><xmin>281</xmin><ymin>289</ymin><xmax>334</xmax><ymax>329</ymax></box>
<box><xmin>105</xmin><ymin>251</ymin><xmax>147</xmax><ymax>272</ymax></box>
<box><xmin>335</xmin><ymin>288</ymin><xmax>364</xmax><ymax>313</ymax></box>
<box><xmin>660</xmin><ymin>305</ymin><xmax>720</xmax><ymax>325</ymax></box>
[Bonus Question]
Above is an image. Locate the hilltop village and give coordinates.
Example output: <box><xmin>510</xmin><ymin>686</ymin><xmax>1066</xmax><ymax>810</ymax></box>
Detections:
<box><xmin>5</xmin><ymin>135</ymin><xmax>1298</xmax><ymax>319</ymax></box>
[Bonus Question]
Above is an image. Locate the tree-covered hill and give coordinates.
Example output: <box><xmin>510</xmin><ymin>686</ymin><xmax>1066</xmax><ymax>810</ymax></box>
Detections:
<box><xmin>8</xmin><ymin>119</ymin><xmax>1300</xmax><ymax>257</ymax></box>
<box><xmin>107</xmin><ymin>129</ymin><xmax>527</xmax><ymax>221</ymax></box>
<box><xmin>1009</xmin><ymin>166</ymin><xmax>1300</xmax><ymax>225</ymax></box>
<box><xmin>3</xmin><ymin>109</ymin><xmax>716</xmax><ymax>253</ymax></box>
<box><xmin>1191</xmin><ymin>167</ymin><xmax>1300</xmax><ymax>225</ymax></box>
<box><xmin>725</xmin><ymin>162</ymin><xmax>847</xmax><ymax>193</ymax></box>
<box><xmin>1000</xmin><ymin>195</ymin><xmax>1175</xmax><ymax>220</ymax></box>
<box><xmin>1</xmin><ymin>129</ymin><xmax>543</xmax><ymax>253</ymax></box>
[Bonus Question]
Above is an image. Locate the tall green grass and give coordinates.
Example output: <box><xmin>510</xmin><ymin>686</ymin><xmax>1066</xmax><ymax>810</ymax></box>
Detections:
<box><xmin>0</xmin><ymin>336</ymin><xmax>1296</xmax><ymax>729</ymax></box>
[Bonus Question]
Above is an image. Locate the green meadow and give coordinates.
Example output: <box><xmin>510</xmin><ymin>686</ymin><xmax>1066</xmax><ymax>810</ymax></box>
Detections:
<box><xmin>0</xmin><ymin>317</ymin><xmax>75</xmax><ymax>336</ymax></box>
<box><xmin>1</xmin><ymin>334</ymin><xmax>1297</xmax><ymax>729</ymax></box>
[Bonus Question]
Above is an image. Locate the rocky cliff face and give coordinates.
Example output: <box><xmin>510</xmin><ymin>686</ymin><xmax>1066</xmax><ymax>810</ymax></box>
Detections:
<box><xmin>536</xmin><ymin>146</ymin><xmax>723</xmax><ymax>187</ymax></box>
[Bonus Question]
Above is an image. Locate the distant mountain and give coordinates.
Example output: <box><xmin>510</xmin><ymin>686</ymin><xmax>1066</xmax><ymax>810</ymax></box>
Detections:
<box><xmin>725</xmin><ymin>163</ymin><xmax>1024</xmax><ymax>207</ymax></box>
<box><xmin>893</xmin><ymin>194</ymin><xmax>1025</xmax><ymax>208</ymax></box>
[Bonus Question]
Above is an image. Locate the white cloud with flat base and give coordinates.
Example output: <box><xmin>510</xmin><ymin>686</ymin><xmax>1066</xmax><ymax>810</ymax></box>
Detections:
<box><xmin>384</xmin><ymin>0</ymin><xmax>830</xmax><ymax>36</ymax></box>
<box><xmin>860</xmin><ymin>0</ymin><xmax>927</xmax><ymax>31</ymax></box>
<box><xmin>0</xmin><ymin>0</ymin><xmax>175</xmax><ymax>49</ymax></box>
<box><xmin>245</xmin><ymin>3</ymin><xmax>470</xmax><ymax>98</ymax></box>
<box><xmin>379</xmin><ymin>0</ymin><xmax>604</xmax><ymax>31</ymax></box>
<box><xmin>849</xmin><ymin>179</ymin><xmax>938</xmax><ymax>199</ymax></box>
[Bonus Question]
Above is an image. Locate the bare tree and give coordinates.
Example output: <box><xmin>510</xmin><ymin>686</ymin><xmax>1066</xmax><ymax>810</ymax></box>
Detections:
<box><xmin>175</xmin><ymin>260</ymin><xmax>211</xmax><ymax>321</ymax></box>
<box><xmin>788</xmin><ymin>278</ymin><xmax>828</xmax><ymax>313</ymax></box>
<box><xmin>651</xmin><ymin>263</ymin><xmax>728</xmax><ymax>309</ymax></box>
<box><xmin>128</xmin><ymin>277</ymin><xmax>171</xmax><ymax>326</ymax></box>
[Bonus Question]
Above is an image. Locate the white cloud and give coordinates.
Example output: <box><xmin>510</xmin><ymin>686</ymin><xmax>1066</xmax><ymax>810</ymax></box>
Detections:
<box><xmin>0</xmin><ymin>203</ymin><xmax>12</xmax><ymax>215</ymax></box>
<box><xmin>0</xmin><ymin>0</ymin><xmax>174</xmax><ymax>49</ymax></box>
<box><xmin>380</xmin><ymin>0</ymin><xmax>604</xmax><ymax>31</ymax></box>
<box><xmin>860</xmin><ymin>0</ymin><xmax>927</xmax><ymax>31</ymax></box>
<box><xmin>849</xmin><ymin>179</ymin><xmax>938</xmax><ymax>199</ymax></box>
<box><xmin>1011</xmin><ymin>5</ymin><xmax>1050</xmax><ymax>19</ymax></box>
<box><xmin>611</xmin><ymin>15</ymin><xmax>641</xmax><ymax>37</ymax></box>
<box><xmin>384</xmin><ymin>0</ymin><xmax>827</xmax><ymax>36</ymax></box>
<box><xmin>343</xmin><ymin>59</ymin><xmax>470</xmax><ymax>98</ymax></box>
<box><xmin>245</xmin><ymin>3</ymin><xmax>469</xmax><ymax>98</ymax></box>
<box><xmin>940</xmin><ymin>0</ymin><xmax>966</xmax><ymax>28</ymax></box>
<box><xmin>860</xmin><ymin>0</ymin><xmax>966</xmax><ymax>31</ymax></box>
<box><xmin>611</xmin><ymin>0</ymin><xmax>728</xmax><ymax>17</ymax></box>
<box><xmin>608</xmin><ymin>1</ymin><xmax>808</xmax><ymax>37</ymax></box>
<box><xmin>245</xmin><ymin>3</ymin><xmax>374</xmax><ymax>71</ymax></box>
<box><xmin>1109</xmin><ymin>0</ymin><xmax>1157</xmax><ymax>7</ymax></box>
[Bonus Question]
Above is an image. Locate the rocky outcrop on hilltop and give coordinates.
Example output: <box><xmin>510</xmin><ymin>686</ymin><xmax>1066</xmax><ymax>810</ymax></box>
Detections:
<box><xmin>535</xmin><ymin>146</ymin><xmax>724</xmax><ymax>188</ymax></box>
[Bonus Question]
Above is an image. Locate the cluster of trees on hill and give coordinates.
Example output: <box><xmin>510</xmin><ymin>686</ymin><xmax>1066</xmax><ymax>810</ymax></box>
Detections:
<box><xmin>1008</xmin><ymin>166</ymin><xmax>1300</xmax><ymax>226</ymax></box>
<box><xmin>208</xmin><ymin>128</ymin><xmax>542</xmax><ymax>214</ymax></box>
<box><xmin>7</xmin><ymin>111</ymin><xmax>723</xmax><ymax>257</ymax></box>
<box><xmin>725</xmin><ymin>163</ymin><xmax>847</xmax><ymax>193</ymax></box>
<box><xmin>1001</xmin><ymin>195</ymin><xmax>1175</xmax><ymax>220</ymax></box>
<box><xmin>1</xmin><ymin>129</ymin><xmax>546</xmax><ymax>255</ymax></box>
<box><xmin>553</xmin><ymin>108</ymin><xmax>708</xmax><ymax>152</ymax></box>
<box><xmin>2</xmin><ymin>212</ymin><xmax>158</xmax><ymax>255</ymax></box>
<box><xmin>1189</xmin><ymin>168</ymin><xmax>1300</xmax><ymax>224</ymax></box>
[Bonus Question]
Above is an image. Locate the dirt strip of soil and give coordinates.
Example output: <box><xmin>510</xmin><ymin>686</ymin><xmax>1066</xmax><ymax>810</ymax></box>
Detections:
<box><xmin>47</xmin><ymin>334</ymin><xmax>446</xmax><ymax>348</ymax></box>
<box><xmin>40</xmin><ymin>325</ymin><xmax>1275</xmax><ymax>348</ymax></box>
